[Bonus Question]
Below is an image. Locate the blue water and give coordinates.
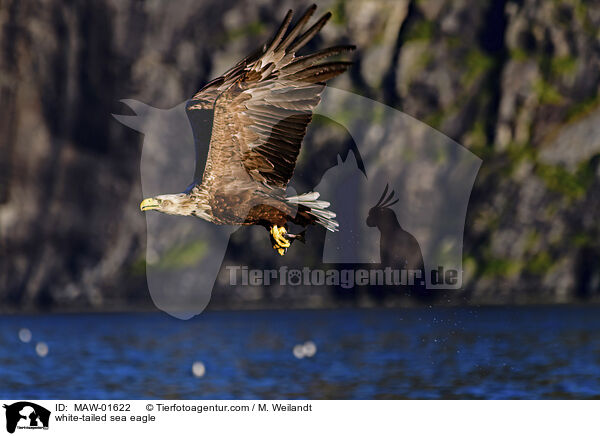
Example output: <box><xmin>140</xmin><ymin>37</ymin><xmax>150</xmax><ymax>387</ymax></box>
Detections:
<box><xmin>0</xmin><ymin>307</ymin><xmax>599</xmax><ymax>399</ymax></box>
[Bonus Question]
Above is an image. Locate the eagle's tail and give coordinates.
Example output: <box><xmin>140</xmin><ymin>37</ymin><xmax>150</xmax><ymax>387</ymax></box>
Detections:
<box><xmin>286</xmin><ymin>192</ymin><xmax>339</xmax><ymax>232</ymax></box>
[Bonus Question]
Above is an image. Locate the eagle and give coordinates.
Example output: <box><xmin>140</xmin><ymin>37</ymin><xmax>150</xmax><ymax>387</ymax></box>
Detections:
<box><xmin>139</xmin><ymin>5</ymin><xmax>354</xmax><ymax>255</ymax></box>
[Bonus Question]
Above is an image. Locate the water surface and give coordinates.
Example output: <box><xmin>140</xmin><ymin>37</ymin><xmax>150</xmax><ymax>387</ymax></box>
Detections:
<box><xmin>1</xmin><ymin>307</ymin><xmax>599</xmax><ymax>399</ymax></box>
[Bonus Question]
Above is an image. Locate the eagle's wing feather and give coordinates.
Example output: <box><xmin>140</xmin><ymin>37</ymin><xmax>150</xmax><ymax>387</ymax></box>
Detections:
<box><xmin>187</xmin><ymin>5</ymin><xmax>354</xmax><ymax>191</ymax></box>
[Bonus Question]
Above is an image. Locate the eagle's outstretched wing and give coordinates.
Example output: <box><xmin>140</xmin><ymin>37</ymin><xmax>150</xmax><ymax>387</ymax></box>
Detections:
<box><xmin>187</xmin><ymin>5</ymin><xmax>354</xmax><ymax>190</ymax></box>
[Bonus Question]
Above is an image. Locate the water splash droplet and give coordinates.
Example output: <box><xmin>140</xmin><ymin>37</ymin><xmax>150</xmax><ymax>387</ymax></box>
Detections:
<box><xmin>302</xmin><ymin>341</ymin><xmax>317</xmax><ymax>357</ymax></box>
<box><xmin>18</xmin><ymin>328</ymin><xmax>32</xmax><ymax>343</ymax></box>
<box><xmin>192</xmin><ymin>361</ymin><xmax>206</xmax><ymax>377</ymax></box>
<box><xmin>293</xmin><ymin>344</ymin><xmax>305</xmax><ymax>359</ymax></box>
<box><xmin>35</xmin><ymin>342</ymin><xmax>48</xmax><ymax>357</ymax></box>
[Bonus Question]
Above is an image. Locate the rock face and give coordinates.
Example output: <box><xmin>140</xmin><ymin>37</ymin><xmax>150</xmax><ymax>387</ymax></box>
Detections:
<box><xmin>1</xmin><ymin>0</ymin><xmax>599</xmax><ymax>310</ymax></box>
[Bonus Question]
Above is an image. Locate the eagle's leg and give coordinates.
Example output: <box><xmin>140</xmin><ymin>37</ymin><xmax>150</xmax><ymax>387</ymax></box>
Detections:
<box><xmin>270</xmin><ymin>225</ymin><xmax>290</xmax><ymax>256</ymax></box>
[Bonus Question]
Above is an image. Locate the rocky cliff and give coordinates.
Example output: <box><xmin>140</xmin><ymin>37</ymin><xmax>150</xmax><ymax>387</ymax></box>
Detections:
<box><xmin>1</xmin><ymin>0</ymin><xmax>599</xmax><ymax>310</ymax></box>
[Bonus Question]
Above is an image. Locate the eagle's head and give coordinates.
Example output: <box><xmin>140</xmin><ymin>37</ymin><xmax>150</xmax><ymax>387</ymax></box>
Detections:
<box><xmin>140</xmin><ymin>194</ymin><xmax>210</xmax><ymax>220</ymax></box>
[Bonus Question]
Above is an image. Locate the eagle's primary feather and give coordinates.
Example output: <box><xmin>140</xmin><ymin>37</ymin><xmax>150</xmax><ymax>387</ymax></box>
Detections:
<box><xmin>140</xmin><ymin>4</ymin><xmax>354</xmax><ymax>254</ymax></box>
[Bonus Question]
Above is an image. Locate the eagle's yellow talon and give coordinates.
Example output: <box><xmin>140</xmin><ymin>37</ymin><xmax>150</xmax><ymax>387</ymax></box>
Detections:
<box><xmin>270</xmin><ymin>225</ymin><xmax>289</xmax><ymax>256</ymax></box>
<box><xmin>270</xmin><ymin>225</ymin><xmax>290</xmax><ymax>248</ymax></box>
<box><xmin>272</xmin><ymin>244</ymin><xmax>286</xmax><ymax>256</ymax></box>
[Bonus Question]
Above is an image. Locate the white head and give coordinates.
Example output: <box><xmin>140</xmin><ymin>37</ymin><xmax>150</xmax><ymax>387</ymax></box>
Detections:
<box><xmin>140</xmin><ymin>193</ymin><xmax>211</xmax><ymax>220</ymax></box>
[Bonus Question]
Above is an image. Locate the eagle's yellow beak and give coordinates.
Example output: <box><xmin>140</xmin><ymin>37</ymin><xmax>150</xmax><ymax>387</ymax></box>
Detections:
<box><xmin>140</xmin><ymin>198</ymin><xmax>160</xmax><ymax>211</ymax></box>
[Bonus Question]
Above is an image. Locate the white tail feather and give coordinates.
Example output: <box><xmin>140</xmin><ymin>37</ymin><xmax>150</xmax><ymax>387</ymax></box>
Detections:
<box><xmin>286</xmin><ymin>192</ymin><xmax>321</xmax><ymax>202</ymax></box>
<box><xmin>286</xmin><ymin>191</ymin><xmax>339</xmax><ymax>232</ymax></box>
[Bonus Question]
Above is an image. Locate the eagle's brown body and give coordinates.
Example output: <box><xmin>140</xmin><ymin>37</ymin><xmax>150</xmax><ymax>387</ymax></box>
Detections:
<box><xmin>140</xmin><ymin>5</ymin><xmax>354</xmax><ymax>254</ymax></box>
<box><xmin>190</xmin><ymin>185</ymin><xmax>309</xmax><ymax>228</ymax></box>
